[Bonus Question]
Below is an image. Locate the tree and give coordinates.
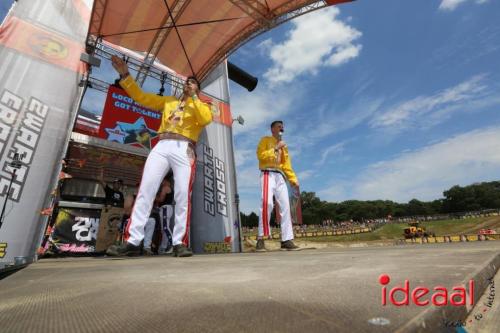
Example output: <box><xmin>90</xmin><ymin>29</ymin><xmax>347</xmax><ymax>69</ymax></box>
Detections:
<box><xmin>300</xmin><ymin>191</ymin><xmax>323</xmax><ymax>225</ymax></box>
<box><xmin>242</xmin><ymin>180</ymin><xmax>500</xmax><ymax>226</ymax></box>
<box><xmin>407</xmin><ymin>199</ymin><xmax>428</xmax><ymax>216</ymax></box>
<box><xmin>240</xmin><ymin>212</ymin><xmax>258</xmax><ymax>228</ymax></box>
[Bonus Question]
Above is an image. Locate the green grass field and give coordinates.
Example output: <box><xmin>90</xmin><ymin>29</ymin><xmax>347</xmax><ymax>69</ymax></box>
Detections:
<box><xmin>303</xmin><ymin>216</ymin><xmax>500</xmax><ymax>242</ymax></box>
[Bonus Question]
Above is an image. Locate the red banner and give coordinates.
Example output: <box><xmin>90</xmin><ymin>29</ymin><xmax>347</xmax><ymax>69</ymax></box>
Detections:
<box><xmin>98</xmin><ymin>85</ymin><xmax>162</xmax><ymax>150</ymax></box>
<box><xmin>96</xmin><ymin>85</ymin><xmax>233</xmax><ymax>150</ymax></box>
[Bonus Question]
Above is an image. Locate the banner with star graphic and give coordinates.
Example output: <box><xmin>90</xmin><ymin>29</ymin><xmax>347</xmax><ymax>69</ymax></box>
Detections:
<box><xmin>98</xmin><ymin>86</ymin><xmax>162</xmax><ymax>150</ymax></box>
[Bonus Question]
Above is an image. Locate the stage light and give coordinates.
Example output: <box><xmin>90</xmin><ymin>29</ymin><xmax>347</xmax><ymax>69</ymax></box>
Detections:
<box><xmin>233</xmin><ymin>115</ymin><xmax>245</xmax><ymax>125</ymax></box>
<box><xmin>228</xmin><ymin>62</ymin><xmax>258</xmax><ymax>92</ymax></box>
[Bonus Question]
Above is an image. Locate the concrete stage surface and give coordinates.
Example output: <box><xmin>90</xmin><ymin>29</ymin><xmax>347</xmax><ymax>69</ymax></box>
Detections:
<box><xmin>1</xmin><ymin>242</ymin><xmax>499</xmax><ymax>333</ymax></box>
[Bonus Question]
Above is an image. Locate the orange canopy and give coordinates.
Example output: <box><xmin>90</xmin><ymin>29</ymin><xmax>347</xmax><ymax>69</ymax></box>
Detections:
<box><xmin>88</xmin><ymin>0</ymin><xmax>354</xmax><ymax>80</ymax></box>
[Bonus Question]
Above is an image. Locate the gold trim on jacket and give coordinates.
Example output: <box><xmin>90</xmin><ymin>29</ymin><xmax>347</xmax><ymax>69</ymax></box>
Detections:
<box><xmin>119</xmin><ymin>75</ymin><xmax>212</xmax><ymax>142</ymax></box>
<box><xmin>257</xmin><ymin>136</ymin><xmax>298</xmax><ymax>185</ymax></box>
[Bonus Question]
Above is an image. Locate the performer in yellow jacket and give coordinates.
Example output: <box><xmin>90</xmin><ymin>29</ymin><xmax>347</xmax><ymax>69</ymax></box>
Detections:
<box><xmin>256</xmin><ymin>120</ymin><xmax>300</xmax><ymax>251</ymax></box>
<box><xmin>107</xmin><ymin>55</ymin><xmax>212</xmax><ymax>257</ymax></box>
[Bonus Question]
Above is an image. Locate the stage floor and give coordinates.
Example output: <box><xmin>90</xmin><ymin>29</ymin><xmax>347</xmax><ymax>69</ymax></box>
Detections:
<box><xmin>1</xmin><ymin>242</ymin><xmax>499</xmax><ymax>332</ymax></box>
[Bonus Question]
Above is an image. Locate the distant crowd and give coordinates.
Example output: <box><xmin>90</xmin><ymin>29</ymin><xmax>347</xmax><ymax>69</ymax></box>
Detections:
<box><xmin>241</xmin><ymin>209</ymin><xmax>500</xmax><ymax>235</ymax></box>
<box><xmin>391</xmin><ymin>209</ymin><xmax>500</xmax><ymax>223</ymax></box>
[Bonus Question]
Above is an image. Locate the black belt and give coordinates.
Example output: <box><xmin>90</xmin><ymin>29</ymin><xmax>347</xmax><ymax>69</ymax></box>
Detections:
<box><xmin>261</xmin><ymin>169</ymin><xmax>284</xmax><ymax>174</ymax></box>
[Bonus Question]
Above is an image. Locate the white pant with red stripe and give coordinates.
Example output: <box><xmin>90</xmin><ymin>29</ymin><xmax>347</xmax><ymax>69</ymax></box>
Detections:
<box><xmin>125</xmin><ymin>139</ymin><xmax>195</xmax><ymax>247</ymax></box>
<box><xmin>258</xmin><ymin>171</ymin><xmax>294</xmax><ymax>241</ymax></box>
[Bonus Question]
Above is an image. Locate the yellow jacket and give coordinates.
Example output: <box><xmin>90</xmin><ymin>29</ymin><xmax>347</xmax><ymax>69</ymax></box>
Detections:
<box><xmin>119</xmin><ymin>75</ymin><xmax>212</xmax><ymax>142</ymax></box>
<box><xmin>257</xmin><ymin>136</ymin><xmax>298</xmax><ymax>186</ymax></box>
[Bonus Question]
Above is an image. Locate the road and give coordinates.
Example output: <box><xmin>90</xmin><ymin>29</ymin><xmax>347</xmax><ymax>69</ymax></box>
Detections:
<box><xmin>0</xmin><ymin>242</ymin><xmax>499</xmax><ymax>332</ymax></box>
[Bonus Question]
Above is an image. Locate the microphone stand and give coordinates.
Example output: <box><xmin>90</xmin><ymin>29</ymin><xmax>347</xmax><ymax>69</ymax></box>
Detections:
<box><xmin>0</xmin><ymin>153</ymin><xmax>23</xmax><ymax>230</ymax></box>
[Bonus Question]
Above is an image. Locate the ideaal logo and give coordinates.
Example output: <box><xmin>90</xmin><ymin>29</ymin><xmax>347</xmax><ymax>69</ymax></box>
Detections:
<box><xmin>379</xmin><ymin>274</ymin><xmax>474</xmax><ymax>306</ymax></box>
<box><xmin>0</xmin><ymin>242</ymin><xmax>7</xmax><ymax>258</ymax></box>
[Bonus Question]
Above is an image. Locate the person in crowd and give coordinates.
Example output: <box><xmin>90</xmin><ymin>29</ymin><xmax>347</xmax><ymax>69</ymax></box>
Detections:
<box><xmin>143</xmin><ymin>172</ymin><xmax>174</xmax><ymax>255</ymax></box>
<box><xmin>157</xmin><ymin>172</ymin><xmax>175</xmax><ymax>254</ymax></box>
<box><xmin>98</xmin><ymin>174</ymin><xmax>124</xmax><ymax>207</ymax></box>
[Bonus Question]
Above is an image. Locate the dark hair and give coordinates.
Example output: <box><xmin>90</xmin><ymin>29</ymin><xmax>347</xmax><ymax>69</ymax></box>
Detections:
<box><xmin>114</xmin><ymin>179</ymin><xmax>123</xmax><ymax>184</ymax></box>
<box><xmin>270</xmin><ymin>120</ymin><xmax>283</xmax><ymax>128</ymax></box>
<box><xmin>186</xmin><ymin>75</ymin><xmax>200</xmax><ymax>88</ymax></box>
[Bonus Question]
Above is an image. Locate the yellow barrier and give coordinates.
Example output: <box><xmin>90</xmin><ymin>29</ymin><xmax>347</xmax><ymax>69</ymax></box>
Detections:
<box><xmin>485</xmin><ymin>234</ymin><xmax>500</xmax><ymax>241</ymax></box>
<box><xmin>398</xmin><ymin>233</ymin><xmax>500</xmax><ymax>245</ymax></box>
<box><xmin>246</xmin><ymin>232</ymin><xmax>499</xmax><ymax>243</ymax></box>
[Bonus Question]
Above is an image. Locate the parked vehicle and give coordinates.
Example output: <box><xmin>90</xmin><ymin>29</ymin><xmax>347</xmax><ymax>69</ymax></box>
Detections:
<box><xmin>403</xmin><ymin>222</ymin><xmax>435</xmax><ymax>238</ymax></box>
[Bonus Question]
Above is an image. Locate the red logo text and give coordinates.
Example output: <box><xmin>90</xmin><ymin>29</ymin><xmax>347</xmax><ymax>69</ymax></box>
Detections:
<box><xmin>379</xmin><ymin>274</ymin><xmax>474</xmax><ymax>306</ymax></box>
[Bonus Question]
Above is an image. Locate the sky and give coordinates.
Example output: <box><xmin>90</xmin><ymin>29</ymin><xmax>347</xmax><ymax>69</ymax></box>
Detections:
<box><xmin>1</xmin><ymin>0</ymin><xmax>499</xmax><ymax>214</ymax></box>
<box><xmin>227</xmin><ymin>0</ymin><xmax>500</xmax><ymax>213</ymax></box>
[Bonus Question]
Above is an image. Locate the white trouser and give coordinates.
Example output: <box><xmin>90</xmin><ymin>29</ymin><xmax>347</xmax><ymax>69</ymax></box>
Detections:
<box><xmin>125</xmin><ymin>139</ymin><xmax>195</xmax><ymax>247</ymax></box>
<box><xmin>159</xmin><ymin>205</ymin><xmax>174</xmax><ymax>251</ymax></box>
<box><xmin>258</xmin><ymin>171</ymin><xmax>294</xmax><ymax>241</ymax></box>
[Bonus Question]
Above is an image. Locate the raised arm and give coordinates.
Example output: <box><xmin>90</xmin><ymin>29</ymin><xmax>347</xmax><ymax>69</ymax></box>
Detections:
<box><xmin>111</xmin><ymin>55</ymin><xmax>174</xmax><ymax>111</ymax></box>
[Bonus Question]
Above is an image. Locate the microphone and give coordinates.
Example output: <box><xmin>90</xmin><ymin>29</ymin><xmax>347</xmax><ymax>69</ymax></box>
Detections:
<box><xmin>278</xmin><ymin>129</ymin><xmax>284</xmax><ymax>142</ymax></box>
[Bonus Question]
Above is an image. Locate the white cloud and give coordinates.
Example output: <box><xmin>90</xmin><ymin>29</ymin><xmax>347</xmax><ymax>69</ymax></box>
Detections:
<box><xmin>311</xmin><ymin>97</ymin><xmax>384</xmax><ymax>139</ymax></box>
<box><xmin>297</xmin><ymin>169</ymin><xmax>315</xmax><ymax>181</ymax></box>
<box><xmin>234</xmin><ymin>149</ymin><xmax>255</xmax><ymax>168</ymax></box>
<box><xmin>262</xmin><ymin>7</ymin><xmax>362</xmax><ymax>85</ymax></box>
<box><xmin>439</xmin><ymin>0</ymin><xmax>489</xmax><ymax>11</ymax></box>
<box><xmin>326</xmin><ymin>44</ymin><xmax>363</xmax><ymax>66</ymax></box>
<box><xmin>236</xmin><ymin>166</ymin><xmax>260</xmax><ymax>190</ymax></box>
<box><xmin>230</xmin><ymin>84</ymin><xmax>301</xmax><ymax>136</ymax></box>
<box><xmin>319</xmin><ymin>127</ymin><xmax>500</xmax><ymax>202</ymax></box>
<box><xmin>316</xmin><ymin>142</ymin><xmax>346</xmax><ymax>166</ymax></box>
<box><xmin>287</xmin><ymin>97</ymin><xmax>383</xmax><ymax>149</ymax></box>
<box><xmin>257</xmin><ymin>39</ymin><xmax>273</xmax><ymax>55</ymax></box>
<box><xmin>370</xmin><ymin>75</ymin><xmax>489</xmax><ymax>129</ymax></box>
